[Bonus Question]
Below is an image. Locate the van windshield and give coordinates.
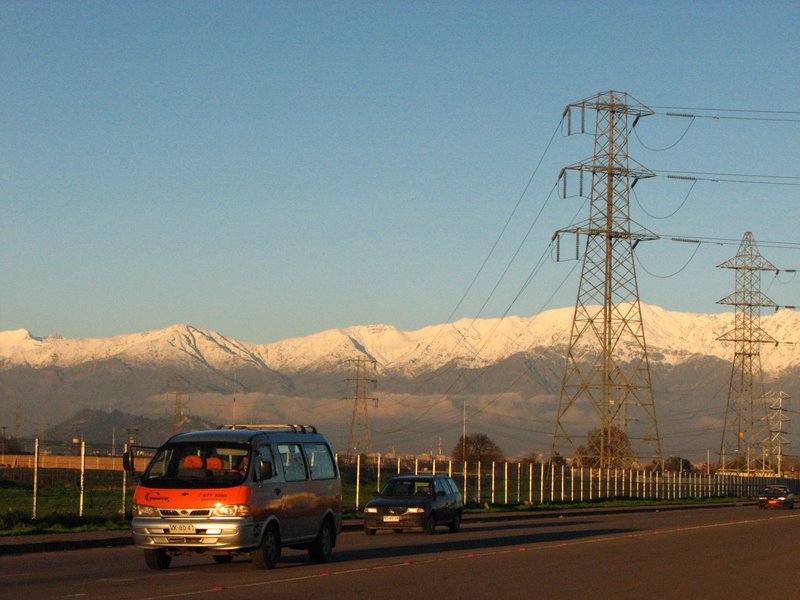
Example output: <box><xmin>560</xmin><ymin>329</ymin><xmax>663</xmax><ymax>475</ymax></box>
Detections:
<box><xmin>140</xmin><ymin>442</ymin><xmax>251</xmax><ymax>488</ymax></box>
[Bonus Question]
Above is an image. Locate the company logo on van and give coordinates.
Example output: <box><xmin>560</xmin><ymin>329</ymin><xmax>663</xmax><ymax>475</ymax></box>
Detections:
<box><xmin>144</xmin><ymin>492</ymin><xmax>170</xmax><ymax>502</ymax></box>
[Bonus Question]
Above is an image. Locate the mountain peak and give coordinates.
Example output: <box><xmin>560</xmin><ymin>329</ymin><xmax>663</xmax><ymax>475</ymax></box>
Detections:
<box><xmin>1</xmin><ymin>305</ymin><xmax>798</xmax><ymax>373</ymax></box>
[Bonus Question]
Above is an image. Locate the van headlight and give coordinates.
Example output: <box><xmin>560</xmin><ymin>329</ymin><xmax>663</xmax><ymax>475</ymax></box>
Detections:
<box><xmin>212</xmin><ymin>504</ymin><xmax>250</xmax><ymax>517</ymax></box>
<box><xmin>132</xmin><ymin>503</ymin><xmax>158</xmax><ymax>517</ymax></box>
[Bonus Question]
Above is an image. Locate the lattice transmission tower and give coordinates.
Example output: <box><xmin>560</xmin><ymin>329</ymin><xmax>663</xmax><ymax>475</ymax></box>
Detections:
<box><xmin>172</xmin><ymin>375</ymin><xmax>189</xmax><ymax>434</ymax></box>
<box><xmin>717</xmin><ymin>232</ymin><xmax>779</xmax><ymax>472</ymax></box>
<box><xmin>766</xmin><ymin>390</ymin><xmax>790</xmax><ymax>475</ymax></box>
<box><xmin>345</xmin><ymin>357</ymin><xmax>378</xmax><ymax>459</ymax></box>
<box><xmin>551</xmin><ymin>90</ymin><xmax>663</xmax><ymax>469</ymax></box>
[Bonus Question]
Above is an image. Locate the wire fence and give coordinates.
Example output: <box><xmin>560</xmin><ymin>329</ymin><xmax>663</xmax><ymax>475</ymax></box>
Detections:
<box><xmin>2</xmin><ymin>442</ymin><xmax>799</xmax><ymax>521</ymax></box>
<box><xmin>338</xmin><ymin>454</ymin><xmax>800</xmax><ymax>510</ymax></box>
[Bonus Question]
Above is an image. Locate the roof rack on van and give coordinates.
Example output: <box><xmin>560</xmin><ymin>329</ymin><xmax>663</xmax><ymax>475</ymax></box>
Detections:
<box><xmin>216</xmin><ymin>424</ymin><xmax>318</xmax><ymax>434</ymax></box>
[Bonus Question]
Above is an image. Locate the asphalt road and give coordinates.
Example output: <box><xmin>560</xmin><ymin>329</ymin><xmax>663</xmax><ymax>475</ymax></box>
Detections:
<box><xmin>2</xmin><ymin>506</ymin><xmax>797</xmax><ymax>600</ymax></box>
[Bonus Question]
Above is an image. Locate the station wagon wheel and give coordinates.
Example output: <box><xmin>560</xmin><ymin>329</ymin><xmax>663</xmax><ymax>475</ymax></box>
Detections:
<box><xmin>143</xmin><ymin>548</ymin><xmax>172</xmax><ymax>570</ymax></box>
<box><xmin>448</xmin><ymin>512</ymin><xmax>461</xmax><ymax>533</ymax></box>
<box><xmin>364</xmin><ymin>526</ymin><xmax>377</xmax><ymax>535</ymax></box>
<box><xmin>424</xmin><ymin>514</ymin><xmax>436</xmax><ymax>535</ymax></box>
<box><xmin>252</xmin><ymin>523</ymin><xmax>281</xmax><ymax>569</ymax></box>
<box><xmin>309</xmin><ymin>518</ymin><xmax>334</xmax><ymax>563</ymax></box>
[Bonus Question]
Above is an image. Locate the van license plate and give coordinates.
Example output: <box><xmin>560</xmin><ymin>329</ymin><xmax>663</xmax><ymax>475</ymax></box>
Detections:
<box><xmin>169</xmin><ymin>523</ymin><xmax>196</xmax><ymax>534</ymax></box>
<box><xmin>383</xmin><ymin>516</ymin><xmax>400</xmax><ymax>522</ymax></box>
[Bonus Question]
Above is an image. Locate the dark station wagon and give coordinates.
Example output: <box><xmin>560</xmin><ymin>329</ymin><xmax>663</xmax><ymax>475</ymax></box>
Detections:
<box><xmin>363</xmin><ymin>474</ymin><xmax>463</xmax><ymax>535</ymax></box>
<box><xmin>758</xmin><ymin>485</ymin><xmax>795</xmax><ymax>510</ymax></box>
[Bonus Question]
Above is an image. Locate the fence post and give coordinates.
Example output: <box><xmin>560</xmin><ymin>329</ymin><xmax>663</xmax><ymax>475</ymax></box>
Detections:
<box><xmin>540</xmin><ymin>463</ymin><xmax>545</xmax><ymax>504</ymax></box>
<box><xmin>477</xmin><ymin>461</ymin><xmax>482</xmax><ymax>504</ymax></box>
<box><xmin>491</xmin><ymin>462</ymin><xmax>496</xmax><ymax>505</ymax></box>
<box><xmin>550</xmin><ymin>463</ymin><xmax>555</xmax><ymax>503</ymax></box>
<box><xmin>570</xmin><ymin>466</ymin><xmax>575</xmax><ymax>502</ymax></box>
<box><xmin>32</xmin><ymin>438</ymin><xmax>39</xmax><ymax>520</ymax></box>
<box><xmin>79</xmin><ymin>440</ymin><xmax>86</xmax><ymax>517</ymax></box>
<box><xmin>463</xmin><ymin>461</ymin><xmax>468</xmax><ymax>504</ymax></box>
<box><xmin>504</xmin><ymin>462</ymin><xmax>508</xmax><ymax>505</ymax></box>
<box><xmin>528</xmin><ymin>463</ymin><xmax>533</xmax><ymax>504</ymax></box>
<box><xmin>355</xmin><ymin>454</ymin><xmax>361</xmax><ymax>510</ymax></box>
<box><xmin>517</xmin><ymin>463</ymin><xmax>522</xmax><ymax>503</ymax></box>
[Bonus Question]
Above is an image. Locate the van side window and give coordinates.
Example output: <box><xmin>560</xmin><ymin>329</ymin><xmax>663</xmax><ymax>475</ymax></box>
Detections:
<box><xmin>304</xmin><ymin>443</ymin><xmax>336</xmax><ymax>480</ymax></box>
<box><xmin>277</xmin><ymin>442</ymin><xmax>308</xmax><ymax>482</ymax></box>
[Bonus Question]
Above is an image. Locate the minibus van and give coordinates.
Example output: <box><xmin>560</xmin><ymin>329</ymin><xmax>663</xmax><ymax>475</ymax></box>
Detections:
<box><xmin>124</xmin><ymin>424</ymin><xmax>342</xmax><ymax>570</ymax></box>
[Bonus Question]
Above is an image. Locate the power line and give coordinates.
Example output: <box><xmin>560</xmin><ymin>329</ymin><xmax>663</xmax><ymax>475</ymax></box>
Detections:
<box><xmin>661</xmin><ymin>170</ymin><xmax>800</xmax><ymax>186</ymax></box>
<box><xmin>665</xmin><ymin>112</ymin><xmax>800</xmax><ymax>123</ymax></box>
<box><xmin>634</xmin><ymin>116</ymin><xmax>695</xmax><ymax>151</ymax></box>
<box><xmin>657</xmin><ymin>234</ymin><xmax>800</xmax><ymax>251</ymax></box>
<box><xmin>636</xmin><ymin>243</ymin><xmax>702</xmax><ymax>279</ymax></box>
<box><xmin>650</xmin><ymin>106</ymin><xmax>800</xmax><ymax>115</ymax></box>
<box><xmin>633</xmin><ymin>179</ymin><xmax>696</xmax><ymax>220</ymax></box>
<box><xmin>660</xmin><ymin>170</ymin><xmax>800</xmax><ymax>180</ymax></box>
<box><xmin>383</xmin><ymin>118</ymin><xmax>564</xmax><ymax>371</ymax></box>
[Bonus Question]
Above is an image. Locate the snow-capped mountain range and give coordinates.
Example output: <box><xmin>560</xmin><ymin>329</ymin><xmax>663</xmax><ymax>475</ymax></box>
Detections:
<box><xmin>2</xmin><ymin>304</ymin><xmax>798</xmax><ymax>375</ymax></box>
<box><xmin>1</xmin><ymin>303</ymin><xmax>797</xmax><ymax>457</ymax></box>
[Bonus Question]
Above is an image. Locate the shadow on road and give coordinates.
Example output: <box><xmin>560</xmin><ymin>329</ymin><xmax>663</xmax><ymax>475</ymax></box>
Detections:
<box><xmin>286</xmin><ymin>523</ymin><xmax>641</xmax><ymax>565</ymax></box>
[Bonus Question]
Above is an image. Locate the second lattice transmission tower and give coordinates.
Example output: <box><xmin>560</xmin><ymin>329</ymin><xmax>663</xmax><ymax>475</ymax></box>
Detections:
<box><xmin>717</xmin><ymin>232</ymin><xmax>779</xmax><ymax>472</ymax></box>
<box><xmin>345</xmin><ymin>357</ymin><xmax>378</xmax><ymax>458</ymax></box>
<box><xmin>551</xmin><ymin>90</ymin><xmax>662</xmax><ymax>469</ymax></box>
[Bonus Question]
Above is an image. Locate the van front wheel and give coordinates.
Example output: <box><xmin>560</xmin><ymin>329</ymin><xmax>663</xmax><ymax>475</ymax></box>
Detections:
<box><xmin>252</xmin><ymin>524</ymin><xmax>281</xmax><ymax>569</ymax></box>
<box><xmin>308</xmin><ymin>519</ymin><xmax>334</xmax><ymax>563</ymax></box>
<box><xmin>143</xmin><ymin>548</ymin><xmax>171</xmax><ymax>570</ymax></box>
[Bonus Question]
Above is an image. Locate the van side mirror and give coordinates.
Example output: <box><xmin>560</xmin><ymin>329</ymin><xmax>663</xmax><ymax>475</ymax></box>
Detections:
<box><xmin>122</xmin><ymin>450</ymin><xmax>134</xmax><ymax>473</ymax></box>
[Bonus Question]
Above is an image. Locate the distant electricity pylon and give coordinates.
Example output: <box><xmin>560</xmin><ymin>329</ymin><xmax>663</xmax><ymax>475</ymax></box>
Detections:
<box><xmin>717</xmin><ymin>232</ymin><xmax>781</xmax><ymax>472</ymax></box>
<box><xmin>345</xmin><ymin>357</ymin><xmax>378</xmax><ymax>459</ymax></box>
<box><xmin>172</xmin><ymin>375</ymin><xmax>189</xmax><ymax>434</ymax></box>
<box><xmin>551</xmin><ymin>90</ymin><xmax>663</xmax><ymax>469</ymax></box>
<box><xmin>766</xmin><ymin>391</ymin><xmax>790</xmax><ymax>475</ymax></box>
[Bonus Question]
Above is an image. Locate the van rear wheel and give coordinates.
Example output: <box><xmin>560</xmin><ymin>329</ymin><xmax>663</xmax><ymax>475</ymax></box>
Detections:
<box><xmin>143</xmin><ymin>548</ymin><xmax>171</xmax><ymax>570</ymax></box>
<box><xmin>308</xmin><ymin>519</ymin><xmax>334</xmax><ymax>563</ymax></box>
<box><xmin>252</xmin><ymin>524</ymin><xmax>280</xmax><ymax>569</ymax></box>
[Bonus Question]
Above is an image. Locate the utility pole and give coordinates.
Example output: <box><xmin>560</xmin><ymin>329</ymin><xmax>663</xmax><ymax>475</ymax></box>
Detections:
<box><xmin>717</xmin><ymin>232</ymin><xmax>780</xmax><ymax>473</ymax></box>
<box><xmin>345</xmin><ymin>357</ymin><xmax>378</xmax><ymax>460</ymax></box>
<box><xmin>551</xmin><ymin>90</ymin><xmax>662</xmax><ymax>469</ymax></box>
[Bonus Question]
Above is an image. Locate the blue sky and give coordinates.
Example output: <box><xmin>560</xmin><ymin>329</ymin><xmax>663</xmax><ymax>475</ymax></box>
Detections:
<box><xmin>2</xmin><ymin>1</ymin><xmax>798</xmax><ymax>343</ymax></box>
